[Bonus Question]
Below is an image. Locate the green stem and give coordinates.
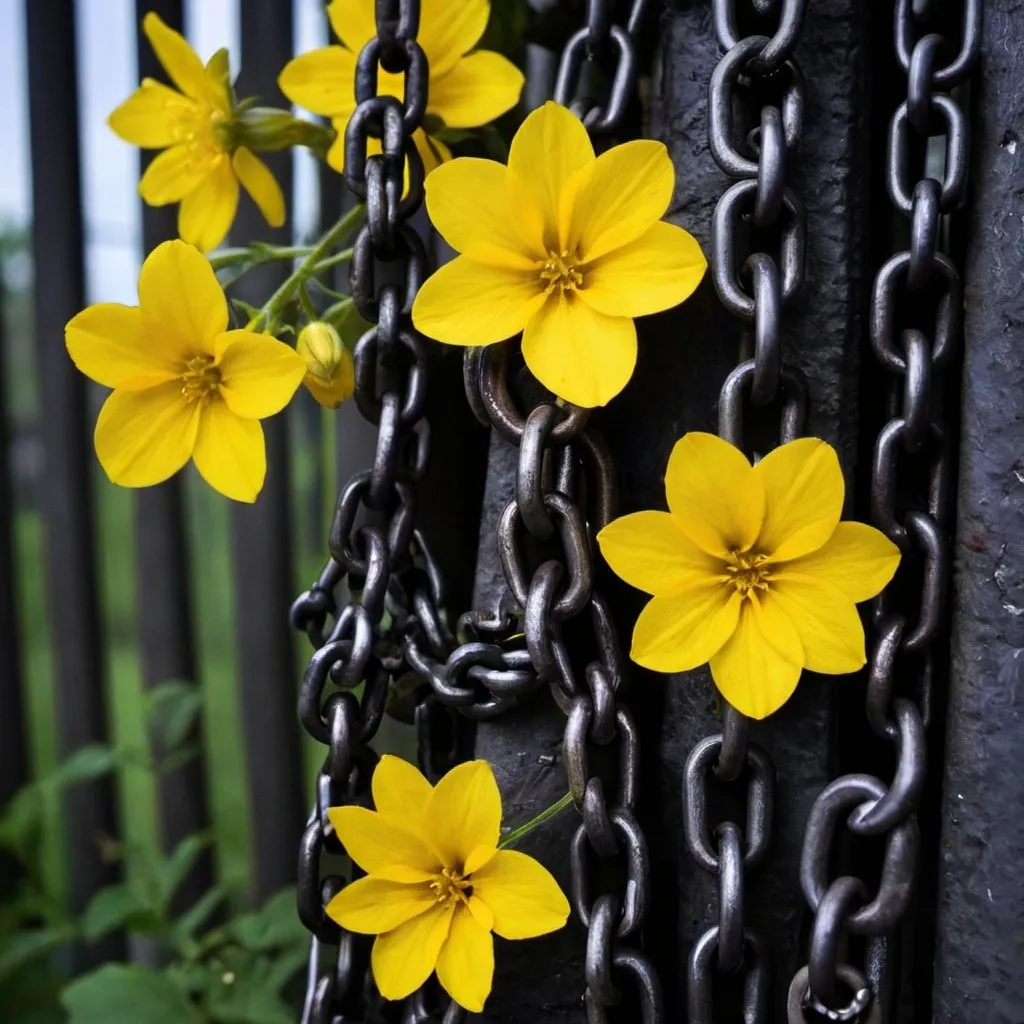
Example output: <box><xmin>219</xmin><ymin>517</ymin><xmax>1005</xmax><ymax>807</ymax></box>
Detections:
<box><xmin>498</xmin><ymin>792</ymin><xmax>574</xmax><ymax>849</ymax></box>
<box><xmin>208</xmin><ymin>244</ymin><xmax>315</xmax><ymax>271</ymax></box>
<box><xmin>297</xmin><ymin>282</ymin><xmax>318</xmax><ymax>322</ymax></box>
<box><xmin>245</xmin><ymin>204</ymin><xmax>364</xmax><ymax>332</ymax></box>
<box><xmin>310</xmin><ymin>247</ymin><xmax>355</xmax><ymax>276</ymax></box>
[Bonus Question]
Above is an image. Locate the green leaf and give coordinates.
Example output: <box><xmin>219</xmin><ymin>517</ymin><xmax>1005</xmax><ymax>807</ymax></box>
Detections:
<box><xmin>0</xmin><ymin>783</ymin><xmax>43</xmax><ymax>857</ymax></box>
<box><xmin>205</xmin><ymin>953</ymin><xmax>295</xmax><ymax>1024</ymax></box>
<box><xmin>0</xmin><ymin>928</ymin><xmax>72</xmax><ymax>985</ymax></box>
<box><xmin>49</xmin><ymin>745</ymin><xmax>118</xmax><ymax>788</ymax></box>
<box><xmin>157</xmin><ymin>743</ymin><xmax>202</xmax><ymax>776</ymax></box>
<box><xmin>79</xmin><ymin>884</ymin><xmax>160</xmax><ymax>942</ymax></box>
<box><xmin>146</xmin><ymin>681</ymin><xmax>204</xmax><ymax>756</ymax></box>
<box><xmin>61</xmin><ymin>964</ymin><xmax>198</xmax><ymax>1024</ymax></box>
<box><xmin>171</xmin><ymin>884</ymin><xmax>228</xmax><ymax>944</ymax></box>
<box><xmin>161</xmin><ymin>833</ymin><xmax>211</xmax><ymax>902</ymax></box>
<box><xmin>230</xmin><ymin>298</ymin><xmax>262</xmax><ymax>325</ymax></box>
<box><xmin>228</xmin><ymin>889</ymin><xmax>304</xmax><ymax>953</ymax></box>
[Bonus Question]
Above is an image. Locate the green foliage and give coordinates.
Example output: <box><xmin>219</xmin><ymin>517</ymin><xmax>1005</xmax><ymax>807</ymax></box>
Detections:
<box><xmin>0</xmin><ymin>682</ymin><xmax>308</xmax><ymax>1022</ymax></box>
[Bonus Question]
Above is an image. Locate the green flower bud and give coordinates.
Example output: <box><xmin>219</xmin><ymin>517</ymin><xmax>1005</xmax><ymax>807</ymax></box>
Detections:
<box><xmin>297</xmin><ymin>322</ymin><xmax>354</xmax><ymax>409</ymax></box>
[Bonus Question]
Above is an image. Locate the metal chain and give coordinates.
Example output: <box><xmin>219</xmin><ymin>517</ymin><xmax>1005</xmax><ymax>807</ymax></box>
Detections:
<box><xmin>788</xmin><ymin>3</ymin><xmax>979</xmax><ymax>1021</ymax></box>
<box><xmin>287</xmin><ymin>3</ymin><xmax>462</xmax><ymax>1021</ymax></box>
<box><xmin>686</xmin><ymin>3</ymin><xmax>809</xmax><ymax>1022</ymax></box>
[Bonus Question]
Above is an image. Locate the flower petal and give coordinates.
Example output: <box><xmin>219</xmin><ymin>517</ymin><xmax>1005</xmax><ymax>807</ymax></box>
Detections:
<box><xmin>412</xmin><ymin>257</ymin><xmax>545</xmax><ymax>346</ymax></box>
<box><xmin>569</xmin><ymin>140</ymin><xmax>674</xmax><ymax>262</ymax></box>
<box><xmin>425</xmin><ymin>158</ymin><xmax>544</xmax><ymax>269</ymax></box>
<box><xmin>142</xmin><ymin>12</ymin><xmax>219</xmax><ymax>107</ymax></box>
<box><xmin>371</xmin><ymin>903</ymin><xmax>454</xmax><ymax>1002</ymax></box>
<box><xmin>435</xmin><ymin>904</ymin><xmax>494</xmax><ymax>1013</ymax></box>
<box><xmin>470</xmin><ymin>849</ymin><xmax>570</xmax><ymax>940</ymax></box>
<box><xmin>664</xmin><ymin>432</ymin><xmax>765</xmax><ymax>557</ymax></box>
<box><xmin>107</xmin><ymin>79</ymin><xmax>197</xmax><ymax>148</ymax></box>
<box><xmin>509</xmin><ymin>102</ymin><xmax>594</xmax><ymax>251</ymax></box>
<box><xmin>328</xmin><ymin>806</ymin><xmax>441</xmax><ymax>879</ymax></box>
<box><xmin>521</xmin><ymin>293</ymin><xmax>636</xmax><ymax>408</ymax></box>
<box><xmin>138</xmin><ymin>240</ymin><xmax>228</xmax><ymax>355</ymax></box>
<box><xmin>579</xmin><ymin>221</ymin><xmax>707</xmax><ymax>318</ymax></box>
<box><xmin>326</xmin><ymin>0</ymin><xmax>376</xmax><ymax>54</ymax></box>
<box><xmin>425</xmin><ymin>760</ymin><xmax>501</xmax><ymax>868</ymax></box>
<box><xmin>418</xmin><ymin>0</ymin><xmax>490</xmax><ymax>75</ymax></box>
<box><xmin>429</xmin><ymin>51</ymin><xmax>524</xmax><ymax>129</ymax></box>
<box><xmin>233</xmin><ymin>148</ymin><xmax>285</xmax><ymax>229</ymax></box>
<box><xmin>138</xmin><ymin>143</ymin><xmax>209</xmax><ymax>204</ymax></box>
<box><xmin>325</xmin><ymin>875</ymin><xmax>436</xmax><ymax>935</ymax></box>
<box><xmin>192</xmin><ymin>399</ymin><xmax>266</xmax><ymax>503</ymax></box>
<box><xmin>66</xmin><ymin>304</ymin><xmax>178</xmax><ymax>390</ymax></box>
<box><xmin>630</xmin><ymin>583</ymin><xmax>741</xmax><ymax>674</ymax></box>
<box><xmin>414</xmin><ymin>129</ymin><xmax>452</xmax><ymax>175</ymax></box>
<box><xmin>785</xmin><ymin>522</ymin><xmax>901</xmax><ymax>603</ymax></box>
<box><xmin>94</xmin><ymin>383</ymin><xmax>200</xmax><ymax>488</ymax></box>
<box><xmin>709</xmin><ymin>597</ymin><xmax>803</xmax><ymax>719</ymax></box>
<box><xmin>596</xmin><ymin>510</ymin><xmax>722</xmax><ymax>596</ymax></box>
<box><xmin>463</xmin><ymin>845</ymin><xmax>496</xmax><ymax>875</ymax></box>
<box><xmin>467</xmin><ymin>894</ymin><xmax>494</xmax><ymax>932</ymax></box>
<box><xmin>214</xmin><ymin>330</ymin><xmax>306</xmax><ymax>419</ymax></box>
<box><xmin>769</xmin><ymin>573</ymin><xmax>867</xmax><ymax>675</ymax></box>
<box><xmin>372</xmin><ymin>755</ymin><xmax>434</xmax><ymax>832</ymax></box>
<box><xmin>755</xmin><ymin>438</ymin><xmax>845</xmax><ymax>562</ymax></box>
<box><xmin>177</xmin><ymin>156</ymin><xmax>239</xmax><ymax>253</ymax></box>
<box><xmin>279</xmin><ymin>46</ymin><xmax>355</xmax><ymax>118</ymax></box>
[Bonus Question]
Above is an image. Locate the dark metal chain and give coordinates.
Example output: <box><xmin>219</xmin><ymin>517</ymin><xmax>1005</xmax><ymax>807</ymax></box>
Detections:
<box><xmin>687</xmin><ymin>3</ymin><xmax>809</xmax><ymax>1022</ymax></box>
<box><xmin>788</xmin><ymin>3</ymin><xmax>979</xmax><ymax>1022</ymax></box>
<box><xmin>287</xmin><ymin>3</ymin><xmax>462</xmax><ymax>1022</ymax></box>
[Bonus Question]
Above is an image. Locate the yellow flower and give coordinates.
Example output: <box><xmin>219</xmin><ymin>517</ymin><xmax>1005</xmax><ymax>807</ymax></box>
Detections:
<box><xmin>411</xmin><ymin>102</ymin><xmax>707</xmax><ymax>408</ymax></box>
<box><xmin>65</xmin><ymin>240</ymin><xmax>306</xmax><ymax>503</ymax></box>
<box><xmin>108</xmin><ymin>12</ymin><xmax>285</xmax><ymax>252</ymax></box>
<box><xmin>597</xmin><ymin>433</ymin><xmax>901</xmax><ymax>719</ymax></box>
<box><xmin>297</xmin><ymin>321</ymin><xmax>354</xmax><ymax>408</ymax></box>
<box><xmin>278</xmin><ymin>0</ymin><xmax>524</xmax><ymax>175</ymax></box>
<box><xmin>327</xmin><ymin>756</ymin><xmax>569</xmax><ymax>1012</ymax></box>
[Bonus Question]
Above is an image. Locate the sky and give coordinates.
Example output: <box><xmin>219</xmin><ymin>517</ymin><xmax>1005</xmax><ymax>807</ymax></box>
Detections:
<box><xmin>0</xmin><ymin>0</ymin><xmax>327</xmax><ymax>303</ymax></box>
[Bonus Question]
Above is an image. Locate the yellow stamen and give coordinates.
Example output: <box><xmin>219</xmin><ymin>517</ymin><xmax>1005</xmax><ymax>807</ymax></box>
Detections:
<box><xmin>429</xmin><ymin>867</ymin><xmax>473</xmax><ymax>907</ymax></box>
<box><xmin>180</xmin><ymin>355</ymin><xmax>221</xmax><ymax>402</ymax></box>
<box><xmin>539</xmin><ymin>249</ymin><xmax>583</xmax><ymax>294</ymax></box>
<box><xmin>725</xmin><ymin>551</ymin><xmax>772</xmax><ymax>596</ymax></box>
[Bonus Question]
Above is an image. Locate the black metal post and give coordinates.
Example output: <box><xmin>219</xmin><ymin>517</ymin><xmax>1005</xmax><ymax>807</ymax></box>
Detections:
<box><xmin>230</xmin><ymin>0</ymin><xmax>305</xmax><ymax>903</ymax></box>
<box><xmin>24</xmin><ymin>0</ymin><xmax>123</xmax><ymax>967</ymax></box>
<box><xmin>133</xmin><ymin>0</ymin><xmax>214</xmax><ymax>917</ymax></box>
<box><xmin>931</xmin><ymin>5</ymin><xmax>1024</xmax><ymax>1019</ymax></box>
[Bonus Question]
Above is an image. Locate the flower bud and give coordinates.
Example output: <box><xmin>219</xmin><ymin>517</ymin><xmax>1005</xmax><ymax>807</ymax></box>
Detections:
<box><xmin>297</xmin><ymin>322</ymin><xmax>354</xmax><ymax>409</ymax></box>
<box><xmin>232</xmin><ymin>106</ymin><xmax>334</xmax><ymax>157</ymax></box>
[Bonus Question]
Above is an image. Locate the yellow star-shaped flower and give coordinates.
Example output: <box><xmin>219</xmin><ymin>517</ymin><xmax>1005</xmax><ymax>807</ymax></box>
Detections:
<box><xmin>65</xmin><ymin>241</ymin><xmax>306</xmax><ymax>502</ymax></box>
<box><xmin>597</xmin><ymin>433</ymin><xmax>902</xmax><ymax>718</ymax></box>
<box><xmin>411</xmin><ymin>101</ymin><xmax>707</xmax><ymax>408</ymax></box>
<box><xmin>327</xmin><ymin>756</ymin><xmax>569</xmax><ymax>1012</ymax></box>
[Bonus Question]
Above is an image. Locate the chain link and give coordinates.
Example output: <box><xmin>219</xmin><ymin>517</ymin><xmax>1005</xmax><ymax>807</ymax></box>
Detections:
<box><xmin>789</xmin><ymin>2</ymin><xmax>979</xmax><ymax>1020</ymax></box>
<box><xmin>288</xmin><ymin>3</ymin><xmax>466</xmax><ymax>1020</ymax></box>
<box><xmin>689</xmin><ymin>3</ymin><xmax>810</xmax><ymax>1020</ymax></box>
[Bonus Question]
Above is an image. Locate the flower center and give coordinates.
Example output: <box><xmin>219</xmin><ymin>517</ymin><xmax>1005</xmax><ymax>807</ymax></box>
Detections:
<box><xmin>725</xmin><ymin>551</ymin><xmax>772</xmax><ymax>596</ymax></box>
<box><xmin>180</xmin><ymin>355</ymin><xmax>221</xmax><ymax>402</ymax></box>
<box><xmin>539</xmin><ymin>249</ymin><xmax>583</xmax><ymax>294</ymax></box>
<box><xmin>429</xmin><ymin>867</ymin><xmax>472</xmax><ymax>907</ymax></box>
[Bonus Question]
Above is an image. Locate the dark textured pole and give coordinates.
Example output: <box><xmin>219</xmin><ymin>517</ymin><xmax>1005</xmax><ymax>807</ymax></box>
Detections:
<box><xmin>134</xmin><ymin>0</ymin><xmax>213</xmax><ymax>916</ymax></box>
<box><xmin>24</xmin><ymin>0</ymin><xmax>123</xmax><ymax>966</ymax></box>
<box><xmin>230</xmin><ymin>0</ymin><xmax>305</xmax><ymax>902</ymax></box>
<box><xmin>626</xmin><ymin>4</ymin><xmax>870</xmax><ymax>1016</ymax></box>
<box><xmin>932</xmin><ymin>6</ymin><xmax>1024</xmax><ymax>1019</ymax></box>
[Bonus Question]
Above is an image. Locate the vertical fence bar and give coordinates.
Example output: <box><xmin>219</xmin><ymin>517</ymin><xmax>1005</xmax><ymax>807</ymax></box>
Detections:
<box><xmin>133</xmin><ymin>0</ymin><xmax>213</xmax><ymax>915</ymax></box>
<box><xmin>230</xmin><ymin>0</ymin><xmax>304</xmax><ymax>902</ymax></box>
<box><xmin>0</xmin><ymin>274</ymin><xmax>28</xmax><ymax>885</ymax></box>
<box><xmin>24</xmin><ymin>0</ymin><xmax>123</xmax><ymax>966</ymax></box>
<box><xmin>932</xmin><ymin>13</ymin><xmax>1024</xmax><ymax>1020</ymax></box>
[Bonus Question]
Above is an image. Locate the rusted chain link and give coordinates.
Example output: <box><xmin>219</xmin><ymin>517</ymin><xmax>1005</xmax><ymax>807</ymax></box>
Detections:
<box><xmin>789</xmin><ymin>2</ymin><xmax>979</xmax><ymax>1021</ymax></box>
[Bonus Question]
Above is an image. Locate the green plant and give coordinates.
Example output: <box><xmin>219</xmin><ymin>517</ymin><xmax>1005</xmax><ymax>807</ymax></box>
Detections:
<box><xmin>0</xmin><ymin>682</ymin><xmax>307</xmax><ymax>1023</ymax></box>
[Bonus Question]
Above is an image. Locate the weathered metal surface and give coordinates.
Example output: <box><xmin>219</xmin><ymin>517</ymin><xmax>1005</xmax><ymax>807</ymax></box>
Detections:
<box><xmin>24</xmin><ymin>0</ymin><xmax>123</xmax><ymax>966</ymax></box>
<box><xmin>134</xmin><ymin>0</ymin><xmax>213</xmax><ymax>918</ymax></box>
<box><xmin>230</xmin><ymin>0</ymin><xmax>305</xmax><ymax>902</ymax></box>
<box><xmin>601</xmin><ymin>1</ymin><xmax>869</xmax><ymax>1017</ymax></box>
<box><xmin>932</xmin><ymin>3</ymin><xmax>1024</xmax><ymax>1019</ymax></box>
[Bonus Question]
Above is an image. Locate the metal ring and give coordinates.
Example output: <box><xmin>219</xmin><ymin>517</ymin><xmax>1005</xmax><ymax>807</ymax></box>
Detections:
<box><xmin>582</xmin><ymin>777</ymin><xmax>620</xmax><ymax>858</ymax></box>
<box><xmin>907</xmin><ymin>33</ymin><xmax>943</xmax><ymax>135</ymax></box>
<box><xmin>900</xmin><ymin>329</ymin><xmax>932</xmax><ymax>452</ymax></box>
<box><xmin>887</xmin><ymin>96</ymin><xmax>968</xmax><ymax>215</ymax></box>
<box><xmin>865</xmin><ymin>613</ymin><xmax>907</xmax><ymax>739</ymax></box>
<box><xmin>586</xmin><ymin>894</ymin><xmax>623</xmax><ymax>1006</ymax></box>
<box><xmin>709</xmin><ymin>38</ymin><xmax>804</xmax><ymax>177</ymax></box>
<box><xmin>585</xmin><ymin>947</ymin><xmax>664</xmax><ymax>1024</ymax></box>
<box><xmin>715</xmin><ymin>703</ymin><xmax>750</xmax><ymax>782</ymax></box>
<box><xmin>808</xmin><ymin>877</ymin><xmax>869</xmax><ymax>1007</ymax></box>
<box><xmin>788</xmin><ymin>964</ymin><xmax>877</xmax><ymax>1023</ymax></box>
<box><xmin>901</xmin><ymin>510</ymin><xmax>947</xmax><ymax>652</ymax></box>
<box><xmin>748</xmin><ymin>253</ymin><xmax>783</xmax><ymax>404</ymax></box>
<box><xmin>555</xmin><ymin>24</ymin><xmax>638</xmax><ymax>136</ymax></box>
<box><xmin>687</xmin><ymin>926</ymin><xmax>770</xmax><ymax>1024</ymax></box>
<box><xmin>907</xmin><ymin>178</ymin><xmax>940</xmax><ymax>289</ymax></box>
<box><xmin>754</xmin><ymin>105</ymin><xmax>787</xmax><ymax>226</ymax></box>
<box><xmin>712</xmin><ymin>180</ymin><xmax>806</xmax><ymax>319</ymax></box>
<box><xmin>895</xmin><ymin>0</ymin><xmax>981</xmax><ymax>87</ymax></box>
<box><xmin>517</xmin><ymin>405</ymin><xmax>559</xmax><ymax>539</ymax></box>
<box><xmin>719</xmin><ymin>361</ymin><xmax>809</xmax><ymax>447</ymax></box>
<box><xmin>715</xmin><ymin>822</ymin><xmax>745</xmax><ymax>972</ymax></box>
<box><xmin>683</xmin><ymin>734</ymin><xmax>774</xmax><ymax>871</ymax></box>
<box><xmin>565</xmin><ymin>697</ymin><xmax>640</xmax><ymax>811</ymax></box>
<box><xmin>713</xmin><ymin>0</ymin><xmax>809</xmax><ymax>75</ymax></box>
